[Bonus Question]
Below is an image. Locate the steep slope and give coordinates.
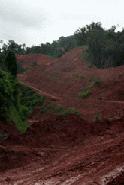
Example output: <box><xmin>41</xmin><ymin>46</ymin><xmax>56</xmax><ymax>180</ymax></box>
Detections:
<box><xmin>0</xmin><ymin>48</ymin><xmax>124</xmax><ymax>184</ymax></box>
<box><xmin>18</xmin><ymin>48</ymin><xmax>124</xmax><ymax>120</ymax></box>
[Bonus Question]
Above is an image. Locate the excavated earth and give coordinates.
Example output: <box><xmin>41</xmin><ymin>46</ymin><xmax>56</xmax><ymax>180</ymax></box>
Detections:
<box><xmin>18</xmin><ymin>48</ymin><xmax>124</xmax><ymax>120</ymax></box>
<box><xmin>0</xmin><ymin>112</ymin><xmax>124</xmax><ymax>185</ymax></box>
<box><xmin>0</xmin><ymin>48</ymin><xmax>123</xmax><ymax>184</ymax></box>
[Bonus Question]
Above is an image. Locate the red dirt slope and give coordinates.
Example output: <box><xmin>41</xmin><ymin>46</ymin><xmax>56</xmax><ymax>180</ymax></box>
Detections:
<box><xmin>19</xmin><ymin>48</ymin><xmax>124</xmax><ymax>120</ymax></box>
<box><xmin>4</xmin><ymin>48</ymin><xmax>122</xmax><ymax>184</ymax></box>
<box><xmin>17</xmin><ymin>54</ymin><xmax>55</xmax><ymax>69</ymax></box>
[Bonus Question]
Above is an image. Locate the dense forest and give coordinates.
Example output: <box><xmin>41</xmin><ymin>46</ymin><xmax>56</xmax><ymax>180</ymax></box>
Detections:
<box><xmin>1</xmin><ymin>22</ymin><xmax>124</xmax><ymax>68</ymax></box>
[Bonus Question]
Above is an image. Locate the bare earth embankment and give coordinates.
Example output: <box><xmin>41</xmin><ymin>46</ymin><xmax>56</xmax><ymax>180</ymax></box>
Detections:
<box><xmin>0</xmin><ymin>48</ymin><xmax>124</xmax><ymax>184</ymax></box>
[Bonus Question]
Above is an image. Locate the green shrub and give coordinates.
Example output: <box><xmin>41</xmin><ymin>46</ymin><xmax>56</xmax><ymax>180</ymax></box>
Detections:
<box><xmin>0</xmin><ymin>70</ymin><xmax>17</xmax><ymax>118</ymax></box>
<box><xmin>5</xmin><ymin>51</ymin><xmax>17</xmax><ymax>77</ymax></box>
<box><xmin>79</xmin><ymin>88</ymin><xmax>91</xmax><ymax>99</ymax></box>
<box><xmin>19</xmin><ymin>84</ymin><xmax>45</xmax><ymax>116</ymax></box>
<box><xmin>0</xmin><ymin>70</ymin><xmax>28</xmax><ymax>133</ymax></box>
<box><xmin>8</xmin><ymin>105</ymin><xmax>28</xmax><ymax>133</ymax></box>
<box><xmin>43</xmin><ymin>103</ymin><xmax>80</xmax><ymax>116</ymax></box>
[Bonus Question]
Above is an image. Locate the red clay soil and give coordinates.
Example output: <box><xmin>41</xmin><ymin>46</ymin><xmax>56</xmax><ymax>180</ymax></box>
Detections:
<box><xmin>17</xmin><ymin>54</ymin><xmax>55</xmax><ymax>69</ymax></box>
<box><xmin>19</xmin><ymin>48</ymin><xmax>124</xmax><ymax>120</ymax></box>
<box><xmin>0</xmin><ymin>111</ymin><xmax>124</xmax><ymax>184</ymax></box>
<box><xmin>0</xmin><ymin>48</ymin><xmax>123</xmax><ymax>184</ymax></box>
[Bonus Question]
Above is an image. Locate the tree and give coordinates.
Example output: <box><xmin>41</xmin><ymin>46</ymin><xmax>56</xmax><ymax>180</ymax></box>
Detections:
<box><xmin>5</xmin><ymin>51</ymin><xmax>17</xmax><ymax>77</ymax></box>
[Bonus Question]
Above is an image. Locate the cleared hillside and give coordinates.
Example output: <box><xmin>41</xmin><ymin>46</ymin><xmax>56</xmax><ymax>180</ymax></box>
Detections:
<box><xmin>0</xmin><ymin>48</ymin><xmax>124</xmax><ymax>184</ymax></box>
<box><xmin>18</xmin><ymin>48</ymin><xmax>124</xmax><ymax>120</ymax></box>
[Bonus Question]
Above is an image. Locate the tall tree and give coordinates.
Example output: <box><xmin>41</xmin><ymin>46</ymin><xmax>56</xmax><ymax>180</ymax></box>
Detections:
<box><xmin>5</xmin><ymin>51</ymin><xmax>17</xmax><ymax>78</ymax></box>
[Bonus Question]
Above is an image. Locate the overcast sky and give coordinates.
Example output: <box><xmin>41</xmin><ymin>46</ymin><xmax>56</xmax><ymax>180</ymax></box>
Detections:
<box><xmin>0</xmin><ymin>0</ymin><xmax>124</xmax><ymax>46</ymax></box>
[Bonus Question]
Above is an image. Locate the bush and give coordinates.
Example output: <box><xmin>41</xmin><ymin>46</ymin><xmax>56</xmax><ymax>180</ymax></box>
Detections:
<box><xmin>0</xmin><ymin>70</ymin><xmax>28</xmax><ymax>133</ymax></box>
<box><xmin>43</xmin><ymin>103</ymin><xmax>80</xmax><ymax>116</ymax></box>
<box><xmin>8</xmin><ymin>105</ymin><xmax>28</xmax><ymax>133</ymax></box>
<box><xmin>5</xmin><ymin>51</ymin><xmax>17</xmax><ymax>77</ymax></box>
<box><xmin>79</xmin><ymin>88</ymin><xmax>91</xmax><ymax>99</ymax></box>
<box><xmin>19</xmin><ymin>84</ymin><xmax>45</xmax><ymax>116</ymax></box>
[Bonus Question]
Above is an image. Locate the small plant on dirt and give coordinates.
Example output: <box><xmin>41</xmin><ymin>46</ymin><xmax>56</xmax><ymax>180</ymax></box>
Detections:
<box><xmin>79</xmin><ymin>88</ymin><xmax>92</xmax><ymax>99</ymax></box>
<box><xmin>19</xmin><ymin>84</ymin><xmax>45</xmax><ymax>116</ymax></box>
<box><xmin>42</xmin><ymin>103</ymin><xmax>80</xmax><ymax>116</ymax></box>
<box><xmin>79</xmin><ymin>76</ymin><xmax>101</xmax><ymax>99</ymax></box>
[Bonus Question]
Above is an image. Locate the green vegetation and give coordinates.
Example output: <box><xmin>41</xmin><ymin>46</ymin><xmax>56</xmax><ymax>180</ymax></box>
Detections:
<box><xmin>75</xmin><ymin>22</ymin><xmax>124</xmax><ymax>68</ymax></box>
<box><xmin>79</xmin><ymin>77</ymin><xmax>101</xmax><ymax>99</ymax></box>
<box><xmin>5</xmin><ymin>51</ymin><xmax>17</xmax><ymax>77</ymax></box>
<box><xmin>19</xmin><ymin>84</ymin><xmax>45</xmax><ymax>116</ymax></box>
<box><xmin>79</xmin><ymin>88</ymin><xmax>92</xmax><ymax>99</ymax></box>
<box><xmin>43</xmin><ymin>103</ymin><xmax>80</xmax><ymax>116</ymax></box>
<box><xmin>0</xmin><ymin>56</ymin><xmax>80</xmax><ymax>133</ymax></box>
<box><xmin>1</xmin><ymin>22</ymin><xmax>124</xmax><ymax>68</ymax></box>
<box><xmin>0</xmin><ymin>69</ymin><xmax>27</xmax><ymax>133</ymax></box>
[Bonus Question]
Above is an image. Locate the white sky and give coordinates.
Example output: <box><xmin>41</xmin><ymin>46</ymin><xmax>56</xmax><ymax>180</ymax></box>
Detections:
<box><xmin>0</xmin><ymin>0</ymin><xmax>124</xmax><ymax>46</ymax></box>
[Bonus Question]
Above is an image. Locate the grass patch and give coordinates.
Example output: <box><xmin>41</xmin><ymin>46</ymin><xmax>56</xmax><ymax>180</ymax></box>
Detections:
<box><xmin>19</xmin><ymin>84</ymin><xmax>45</xmax><ymax>116</ymax></box>
<box><xmin>19</xmin><ymin>84</ymin><xmax>80</xmax><ymax>118</ymax></box>
<box><xmin>42</xmin><ymin>103</ymin><xmax>80</xmax><ymax>116</ymax></box>
<box><xmin>79</xmin><ymin>88</ymin><xmax>91</xmax><ymax>99</ymax></box>
<box><xmin>79</xmin><ymin>77</ymin><xmax>102</xmax><ymax>99</ymax></box>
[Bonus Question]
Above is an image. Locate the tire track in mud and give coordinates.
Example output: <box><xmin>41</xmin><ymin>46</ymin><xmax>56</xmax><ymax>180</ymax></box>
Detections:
<box><xmin>1</xmin><ymin>132</ymin><xmax>123</xmax><ymax>185</ymax></box>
